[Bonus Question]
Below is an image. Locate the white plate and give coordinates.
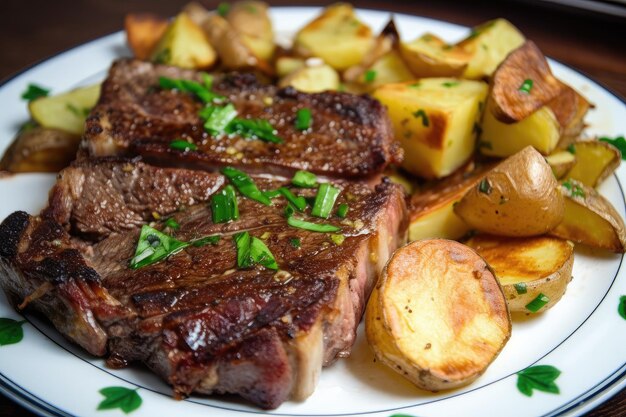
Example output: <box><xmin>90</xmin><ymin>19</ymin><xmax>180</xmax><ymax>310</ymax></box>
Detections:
<box><xmin>0</xmin><ymin>7</ymin><xmax>625</xmax><ymax>417</ymax></box>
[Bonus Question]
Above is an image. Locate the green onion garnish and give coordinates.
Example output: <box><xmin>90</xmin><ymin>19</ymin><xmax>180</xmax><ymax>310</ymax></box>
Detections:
<box><xmin>478</xmin><ymin>178</ymin><xmax>492</xmax><ymax>195</ymax></box>
<box><xmin>514</xmin><ymin>282</ymin><xmax>527</xmax><ymax>295</ymax></box>
<box><xmin>336</xmin><ymin>203</ymin><xmax>349</xmax><ymax>218</ymax></box>
<box><xmin>284</xmin><ymin>203</ymin><xmax>296</xmax><ymax>218</ymax></box>
<box><xmin>567</xmin><ymin>143</ymin><xmax>576</xmax><ymax>154</ymax></box>
<box><xmin>364</xmin><ymin>69</ymin><xmax>377</xmax><ymax>83</ymax></box>
<box><xmin>287</xmin><ymin>216</ymin><xmax>341</xmax><ymax>233</ymax></box>
<box><xmin>412</xmin><ymin>109</ymin><xmax>430</xmax><ymax>127</ymax></box>
<box><xmin>312</xmin><ymin>183</ymin><xmax>340</xmax><ymax>219</ymax></box>
<box><xmin>442</xmin><ymin>81</ymin><xmax>460</xmax><ymax>88</ymax></box>
<box><xmin>562</xmin><ymin>179</ymin><xmax>585</xmax><ymax>198</ymax></box>
<box><xmin>290</xmin><ymin>237</ymin><xmax>301</xmax><ymax>248</ymax></box>
<box><xmin>222</xmin><ymin>166</ymin><xmax>271</xmax><ymax>206</ymax></box>
<box><xmin>519</xmin><ymin>79</ymin><xmax>534</xmax><ymax>94</ymax></box>
<box><xmin>130</xmin><ymin>225</ymin><xmax>189</xmax><ymax>269</ymax></box>
<box><xmin>330</xmin><ymin>234</ymin><xmax>345</xmax><ymax>245</ymax></box>
<box><xmin>191</xmin><ymin>235</ymin><xmax>220</xmax><ymax>247</ymax></box>
<box><xmin>234</xmin><ymin>231</ymin><xmax>278</xmax><ymax>270</ymax></box>
<box><xmin>263</xmin><ymin>189</ymin><xmax>282</xmax><ymax>199</ymax></box>
<box><xmin>599</xmin><ymin>136</ymin><xmax>626</xmax><ymax>160</ymax></box>
<box><xmin>21</xmin><ymin>84</ymin><xmax>50</xmax><ymax>101</ymax></box>
<box><xmin>295</xmin><ymin>108</ymin><xmax>312</xmax><ymax>131</ymax></box>
<box><xmin>169</xmin><ymin>139</ymin><xmax>198</xmax><ymax>151</ymax></box>
<box><xmin>292</xmin><ymin>170</ymin><xmax>317</xmax><ymax>188</ymax></box>
<box><xmin>279</xmin><ymin>187</ymin><xmax>307</xmax><ymax>211</ymax></box>
<box><xmin>225</xmin><ymin>118</ymin><xmax>283</xmax><ymax>144</ymax></box>
<box><xmin>199</xmin><ymin>104</ymin><xmax>238</xmax><ymax>135</ymax></box>
<box><xmin>211</xmin><ymin>185</ymin><xmax>239</xmax><ymax>223</ymax></box>
<box><xmin>201</xmin><ymin>72</ymin><xmax>214</xmax><ymax>90</ymax></box>
<box><xmin>217</xmin><ymin>2</ymin><xmax>230</xmax><ymax>16</ymax></box>
<box><xmin>526</xmin><ymin>293</ymin><xmax>549</xmax><ymax>313</ymax></box>
<box><xmin>159</xmin><ymin>76</ymin><xmax>224</xmax><ymax>103</ymax></box>
<box><xmin>164</xmin><ymin>218</ymin><xmax>180</xmax><ymax>230</ymax></box>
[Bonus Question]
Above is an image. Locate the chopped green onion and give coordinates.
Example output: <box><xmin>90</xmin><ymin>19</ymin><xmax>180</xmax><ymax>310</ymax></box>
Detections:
<box><xmin>287</xmin><ymin>216</ymin><xmax>341</xmax><ymax>233</ymax></box>
<box><xmin>567</xmin><ymin>143</ymin><xmax>576</xmax><ymax>154</ymax></box>
<box><xmin>153</xmin><ymin>48</ymin><xmax>171</xmax><ymax>64</ymax></box>
<box><xmin>164</xmin><ymin>218</ymin><xmax>180</xmax><ymax>230</ymax></box>
<box><xmin>562</xmin><ymin>179</ymin><xmax>585</xmax><ymax>198</ymax></box>
<box><xmin>279</xmin><ymin>187</ymin><xmax>307</xmax><ymax>211</ymax></box>
<box><xmin>312</xmin><ymin>183</ymin><xmax>340</xmax><ymax>219</ymax></box>
<box><xmin>336</xmin><ymin>203</ymin><xmax>349</xmax><ymax>218</ymax></box>
<box><xmin>158</xmin><ymin>76</ymin><xmax>224</xmax><ymax>103</ymax></box>
<box><xmin>364</xmin><ymin>69</ymin><xmax>377</xmax><ymax>83</ymax></box>
<box><xmin>295</xmin><ymin>108</ymin><xmax>312</xmax><ymax>130</ymax></box>
<box><xmin>199</xmin><ymin>104</ymin><xmax>238</xmax><ymax>135</ymax></box>
<box><xmin>478</xmin><ymin>178</ymin><xmax>492</xmax><ymax>195</ymax></box>
<box><xmin>234</xmin><ymin>231</ymin><xmax>278</xmax><ymax>270</ymax></box>
<box><xmin>222</xmin><ymin>166</ymin><xmax>271</xmax><ymax>206</ymax></box>
<box><xmin>169</xmin><ymin>139</ymin><xmax>197</xmax><ymax>151</ymax></box>
<box><xmin>330</xmin><ymin>234</ymin><xmax>345</xmax><ymax>245</ymax></box>
<box><xmin>200</xmin><ymin>72</ymin><xmax>214</xmax><ymax>90</ymax></box>
<box><xmin>412</xmin><ymin>109</ymin><xmax>430</xmax><ymax>127</ymax></box>
<box><xmin>191</xmin><ymin>235</ymin><xmax>220</xmax><ymax>247</ymax></box>
<box><xmin>217</xmin><ymin>2</ymin><xmax>230</xmax><ymax>16</ymax></box>
<box><xmin>263</xmin><ymin>189</ymin><xmax>281</xmax><ymax>199</ymax></box>
<box><xmin>519</xmin><ymin>79</ymin><xmax>534</xmax><ymax>94</ymax></box>
<box><xmin>442</xmin><ymin>81</ymin><xmax>460</xmax><ymax>88</ymax></box>
<box><xmin>211</xmin><ymin>185</ymin><xmax>239</xmax><ymax>223</ymax></box>
<box><xmin>225</xmin><ymin>118</ymin><xmax>283</xmax><ymax>144</ymax></box>
<box><xmin>66</xmin><ymin>103</ymin><xmax>91</xmax><ymax>117</ymax></box>
<box><xmin>409</xmin><ymin>82</ymin><xmax>421</xmax><ymax>89</ymax></box>
<box><xmin>514</xmin><ymin>282</ymin><xmax>527</xmax><ymax>295</ymax></box>
<box><xmin>21</xmin><ymin>84</ymin><xmax>50</xmax><ymax>101</ymax></box>
<box><xmin>292</xmin><ymin>170</ymin><xmax>317</xmax><ymax>188</ymax></box>
<box><xmin>284</xmin><ymin>203</ymin><xmax>296</xmax><ymax>218</ymax></box>
<box><xmin>130</xmin><ymin>225</ymin><xmax>189</xmax><ymax>269</ymax></box>
<box><xmin>599</xmin><ymin>136</ymin><xmax>626</xmax><ymax>160</ymax></box>
<box><xmin>290</xmin><ymin>237</ymin><xmax>301</xmax><ymax>248</ymax></box>
<box><xmin>526</xmin><ymin>293</ymin><xmax>549</xmax><ymax>313</ymax></box>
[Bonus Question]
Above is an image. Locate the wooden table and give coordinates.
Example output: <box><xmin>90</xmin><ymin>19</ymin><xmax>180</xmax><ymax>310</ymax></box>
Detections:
<box><xmin>0</xmin><ymin>1</ymin><xmax>624</xmax><ymax>416</ymax></box>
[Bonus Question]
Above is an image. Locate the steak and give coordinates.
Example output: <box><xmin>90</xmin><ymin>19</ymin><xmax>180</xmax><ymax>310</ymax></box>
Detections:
<box><xmin>83</xmin><ymin>59</ymin><xmax>402</xmax><ymax>179</ymax></box>
<box><xmin>0</xmin><ymin>159</ymin><xmax>407</xmax><ymax>408</ymax></box>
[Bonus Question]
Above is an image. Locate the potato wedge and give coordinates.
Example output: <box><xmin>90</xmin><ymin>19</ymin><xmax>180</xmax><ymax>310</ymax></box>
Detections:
<box><xmin>344</xmin><ymin>19</ymin><xmax>400</xmax><ymax>82</ymax></box>
<box><xmin>29</xmin><ymin>83</ymin><xmax>100</xmax><ymax>135</ymax></box>
<box><xmin>125</xmin><ymin>13</ymin><xmax>169</xmax><ymax>60</ymax></box>
<box><xmin>366</xmin><ymin>239</ymin><xmax>511</xmax><ymax>391</ymax></box>
<box><xmin>545</xmin><ymin>150</ymin><xmax>576</xmax><ymax>179</ymax></box>
<box><xmin>400</xmin><ymin>33</ymin><xmax>469</xmax><ymax>78</ymax></box>
<box><xmin>293</xmin><ymin>3</ymin><xmax>373</xmax><ymax>70</ymax></box>
<box><xmin>479</xmin><ymin>99</ymin><xmax>561</xmax><ymax>157</ymax></box>
<box><xmin>278</xmin><ymin>64</ymin><xmax>340</xmax><ymax>92</ymax></box>
<box><xmin>456</xmin><ymin>18</ymin><xmax>525</xmax><ymax>80</ymax></box>
<box><xmin>466</xmin><ymin>234</ymin><xmax>574</xmax><ymax>313</ymax></box>
<box><xmin>373</xmin><ymin>78</ymin><xmax>488</xmax><ymax>179</ymax></box>
<box><xmin>565</xmin><ymin>140</ymin><xmax>620</xmax><ymax>187</ymax></box>
<box><xmin>550</xmin><ymin>179</ymin><xmax>626</xmax><ymax>253</ymax></box>
<box><xmin>455</xmin><ymin>146</ymin><xmax>565</xmax><ymax>237</ymax></box>
<box><xmin>150</xmin><ymin>12</ymin><xmax>216</xmax><ymax>69</ymax></box>
<box><xmin>356</xmin><ymin>51</ymin><xmax>414</xmax><ymax>91</ymax></box>
<box><xmin>0</xmin><ymin>126</ymin><xmax>79</xmax><ymax>173</ymax></box>
<box><xmin>490</xmin><ymin>41</ymin><xmax>563</xmax><ymax>124</ymax></box>
<box><xmin>550</xmin><ymin>82</ymin><xmax>592</xmax><ymax>148</ymax></box>
<box><xmin>227</xmin><ymin>1</ymin><xmax>275</xmax><ymax>61</ymax></box>
<box><xmin>408</xmin><ymin>163</ymin><xmax>492</xmax><ymax>241</ymax></box>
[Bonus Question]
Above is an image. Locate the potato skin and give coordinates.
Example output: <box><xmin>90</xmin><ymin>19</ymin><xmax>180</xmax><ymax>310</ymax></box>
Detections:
<box><xmin>366</xmin><ymin>239</ymin><xmax>511</xmax><ymax>391</ymax></box>
<box><xmin>454</xmin><ymin>146</ymin><xmax>565</xmax><ymax>236</ymax></box>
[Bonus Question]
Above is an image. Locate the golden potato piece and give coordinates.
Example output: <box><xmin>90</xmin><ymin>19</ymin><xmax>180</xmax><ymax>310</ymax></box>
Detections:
<box><xmin>549</xmin><ymin>81</ymin><xmax>592</xmax><ymax>148</ymax></box>
<box><xmin>373</xmin><ymin>78</ymin><xmax>488</xmax><ymax>179</ymax></box>
<box><xmin>565</xmin><ymin>140</ymin><xmax>620</xmax><ymax>188</ymax></box>
<box><xmin>456</xmin><ymin>18</ymin><xmax>525</xmax><ymax>80</ymax></box>
<box><xmin>550</xmin><ymin>179</ymin><xmax>626</xmax><ymax>253</ymax></box>
<box><xmin>150</xmin><ymin>13</ymin><xmax>217</xmax><ymax>69</ymax></box>
<box><xmin>466</xmin><ymin>234</ymin><xmax>574</xmax><ymax>313</ymax></box>
<box><xmin>400</xmin><ymin>33</ymin><xmax>469</xmax><ymax>78</ymax></box>
<box><xmin>344</xmin><ymin>19</ymin><xmax>400</xmax><ymax>82</ymax></box>
<box><xmin>366</xmin><ymin>239</ymin><xmax>511</xmax><ymax>391</ymax></box>
<box><xmin>454</xmin><ymin>146</ymin><xmax>565</xmax><ymax>237</ymax></box>
<box><xmin>490</xmin><ymin>41</ymin><xmax>563</xmax><ymax>124</ymax></box>
<box><xmin>29</xmin><ymin>84</ymin><xmax>100</xmax><ymax>136</ymax></box>
<box><xmin>278</xmin><ymin>64</ymin><xmax>340</xmax><ymax>92</ymax></box>
<box><xmin>275</xmin><ymin>57</ymin><xmax>306</xmax><ymax>78</ymax></box>
<box><xmin>125</xmin><ymin>13</ymin><xmax>169</xmax><ymax>60</ymax></box>
<box><xmin>293</xmin><ymin>3</ymin><xmax>373</xmax><ymax>70</ymax></box>
<box><xmin>545</xmin><ymin>150</ymin><xmax>576</xmax><ymax>179</ymax></box>
<box><xmin>227</xmin><ymin>1</ymin><xmax>275</xmax><ymax>61</ymax></box>
<box><xmin>0</xmin><ymin>126</ymin><xmax>79</xmax><ymax>173</ymax></box>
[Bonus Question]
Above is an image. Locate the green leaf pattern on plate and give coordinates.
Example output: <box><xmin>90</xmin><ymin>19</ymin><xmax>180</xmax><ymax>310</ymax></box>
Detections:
<box><xmin>516</xmin><ymin>365</ymin><xmax>561</xmax><ymax>396</ymax></box>
<box><xmin>97</xmin><ymin>386</ymin><xmax>142</xmax><ymax>414</ymax></box>
<box><xmin>0</xmin><ymin>317</ymin><xmax>26</xmax><ymax>346</ymax></box>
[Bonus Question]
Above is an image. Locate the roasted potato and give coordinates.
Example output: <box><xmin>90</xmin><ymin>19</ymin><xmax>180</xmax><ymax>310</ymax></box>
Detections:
<box><xmin>366</xmin><ymin>239</ymin><xmax>511</xmax><ymax>391</ymax></box>
<box><xmin>550</xmin><ymin>179</ymin><xmax>626</xmax><ymax>253</ymax></box>
<box><xmin>466</xmin><ymin>234</ymin><xmax>574</xmax><ymax>313</ymax></box>
<box><xmin>565</xmin><ymin>140</ymin><xmax>620</xmax><ymax>187</ymax></box>
<box><xmin>0</xmin><ymin>126</ymin><xmax>79</xmax><ymax>173</ymax></box>
<box><xmin>278</xmin><ymin>64</ymin><xmax>340</xmax><ymax>92</ymax></box>
<box><xmin>125</xmin><ymin>13</ymin><xmax>169</xmax><ymax>60</ymax></box>
<box><xmin>550</xmin><ymin>82</ymin><xmax>592</xmax><ymax>148</ymax></box>
<box><xmin>373</xmin><ymin>78</ymin><xmax>488</xmax><ymax>179</ymax></box>
<box><xmin>276</xmin><ymin>57</ymin><xmax>306</xmax><ymax>78</ymax></box>
<box><xmin>29</xmin><ymin>83</ymin><xmax>100</xmax><ymax>136</ymax></box>
<box><xmin>400</xmin><ymin>33</ymin><xmax>469</xmax><ymax>78</ymax></box>
<box><xmin>408</xmin><ymin>163</ymin><xmax>492</xmax><ymax>241</ymax></box>
<box><xmin>545</xmin><ymin>150</ymin><xmax>576</xmax><ymax>179</ymax></box>
<box><xmin>150</xmin><ymin>12</ymin><xmax>216</xmax><ymax>69</ymax></box>
<box><xmin>293</xmin><ymin>3</ymin><xmax>373</xmax><ymax>71</ymax></box>
<box><xmin>490</xmin><ymin>41</ymin><xmax>562</xmax><ymax>123</ymax></box>
<box><xmin>344</xmin><ymin>20</ymin><xmax>400</xmax><ymax>82</ymax></box>
<box><xmin>454</xmin><ymin>146</ymin><xmax>565</xmax><ymax>237</ymax></box>
<box><xmin>456</xmin><ymin>18</ymin><xmax>525</xmax><ymax>80</ymax></box>
<box><xmin>226</xmin><ymin>1</ymin><xmax>275</xmax><ymax>61</ymax></box>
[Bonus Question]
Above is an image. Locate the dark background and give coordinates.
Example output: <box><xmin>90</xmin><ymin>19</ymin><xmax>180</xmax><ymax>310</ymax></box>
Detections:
<box><xmin>1</xmin><ymin>0</ymin><xmax>625</xmax><ymax>416</ymax></box>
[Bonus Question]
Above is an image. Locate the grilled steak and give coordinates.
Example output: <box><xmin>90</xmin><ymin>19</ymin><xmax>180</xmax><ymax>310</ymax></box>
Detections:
<box><xmin>0</xmin><ymin>159</ymin><xmax>407</xmax><ymax>408</ymax></box>
<box><xmin>83</xmin><ymin>59</ymin><xmax>402</xmax><ymax>179</ymax></box>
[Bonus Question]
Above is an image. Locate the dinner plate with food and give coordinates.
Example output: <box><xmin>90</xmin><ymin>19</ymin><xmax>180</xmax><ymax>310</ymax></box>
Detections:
<box><xmin>0</xmin><ymin>3</ymin><xmax>624</xmax><ymax>417</ymax></box>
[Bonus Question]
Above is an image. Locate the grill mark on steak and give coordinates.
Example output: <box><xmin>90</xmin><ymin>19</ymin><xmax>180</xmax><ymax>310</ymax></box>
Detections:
<box><xmin>83</xmin><ymin>59</ymin><xmax>402</xmax><ymax>179</ymax></box>
<box><xmin>1</xmin><ymin>160</ymin><xmax>406</xmax><ymax>408</ymax></box>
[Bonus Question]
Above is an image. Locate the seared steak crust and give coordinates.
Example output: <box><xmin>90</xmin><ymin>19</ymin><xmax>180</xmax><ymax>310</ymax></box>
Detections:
<box><xmin>0</xmin><ymin>160</ymin><xmax>407</xmax><ymax>408</ymax></box>
<box><xmin>84</xmin><ymin>59</ymin><xmax>402</xmax><ymax>178</ymax></box>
